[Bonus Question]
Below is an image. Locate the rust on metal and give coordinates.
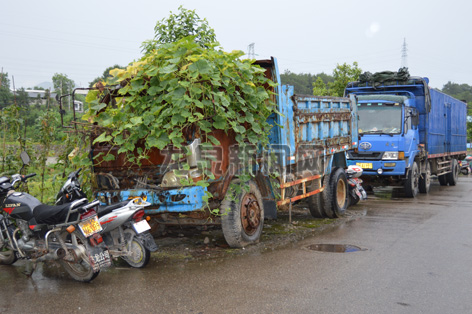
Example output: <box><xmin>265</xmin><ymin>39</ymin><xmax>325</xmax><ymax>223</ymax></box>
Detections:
<box><xmin>280</xmin><ymin>174</ymin><xmax>321</xmax><ymax>188</ymax></box>
<box><xmin>241</xmin><ymin>193</ymin><xmax>261</xmax><ymax>236</ymax></box>
<box><xmin>277</xmin><ymin>186</ymin><xmax>325</xmax><ymax>206</ymax></box>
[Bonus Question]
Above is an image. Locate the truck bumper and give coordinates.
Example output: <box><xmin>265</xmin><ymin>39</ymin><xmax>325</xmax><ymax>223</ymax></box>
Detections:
<box><xmin>96</xmin><ymin>186</ymin><xmax>207</xmax><ymax>214</ymax></box>
<box><xmin>347</xmin><ymin>160</ymin><xmax>407</xmax><ymax>176</ymax></box>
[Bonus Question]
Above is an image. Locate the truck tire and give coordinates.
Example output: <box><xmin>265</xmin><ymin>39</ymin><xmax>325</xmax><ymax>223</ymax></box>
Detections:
<box><xmin>404</xmin><ymin>161</ymin><xmax>419</xmax><ymax>198</ymax></box>
<box><xmin>221</xmin><ymin>180</ymin><xmax>264</xmax><ymax>248</ymax></box>
<box><xmin>438</xmin><ymin>174</ymin><xmax>447</xmax><ymax>186</ymax></box>
<box><xmin>307</xmin><ymin>177</ymin><xmax>324</xmax><ymax>218</ymax></box>
<box><xmin>321</xmin><ymin>168</ymin><xmax>348</xmax><ymax>218</ymax></box>
<box><xmin>419</xmin><ymin>161</ymin><xmax>431</xmax><ymax>194</ymax></box>
<box><xmin>446</xmin><ymin>159</ymin><xmax>459</xmax><ymax>186</ymax></box>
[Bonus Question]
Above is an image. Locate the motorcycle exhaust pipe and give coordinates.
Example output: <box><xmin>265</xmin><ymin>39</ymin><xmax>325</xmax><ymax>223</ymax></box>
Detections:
<box><xmin>36</xmin><ymin>248</ymin><xmax>67</xmax><ymax>262</ymax></box>
<box><xmin>55</xmin><ymin>248</ymin><xmax>66</xmax><ymax>259</ymax></box>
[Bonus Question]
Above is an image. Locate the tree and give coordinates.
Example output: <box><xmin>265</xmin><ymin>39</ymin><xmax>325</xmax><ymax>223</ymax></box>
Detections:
<box><xmin>52</xmin><ymin>73</ymin><xmax>75</xmax><ymax>97</ymax></box>
<box><xmin>52</xmin><ymin>73</ymin><xmax>75</xmax><ymax>109</ymax></box>
<box><xmin>312</xmin><ymin>77</ymin><xmax>329</xmax><ymax>96</ymax></box>
<box><xmin>281</xmin><ymin>71</ymin><xmax>333</xmax><ymax>95</ymax></box>
<box><xmin>141</xmin><ymin>6</ymin><xmax>217</xmax><ymax>54</ymax></box>
<box><xmin>312</xmin><ymin>62</ymin><xmax>362</xmax><ymax>97</ymax></box>
<box><xmin>89</xmin><ymin>64</ymin><xmax>125</xmax><ymax>87</ymax></box>
<box><xmin>0</xmin><ymin>73</ymin><xmax>12</xmax><ymax>109</ymax></box>
<box><xmin>14</xmin><ymin>88</ymin><xmax>30</xmax><ymax>107</ymax></box>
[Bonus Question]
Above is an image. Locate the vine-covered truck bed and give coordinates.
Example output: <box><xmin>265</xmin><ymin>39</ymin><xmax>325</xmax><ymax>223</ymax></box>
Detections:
<box><xmin>64</xmin><ymin>57</ymin><xmax>358</xmax><ymax>248</ymax></box>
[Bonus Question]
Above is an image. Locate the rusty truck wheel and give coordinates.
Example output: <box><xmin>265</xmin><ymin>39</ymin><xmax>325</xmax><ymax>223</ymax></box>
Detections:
<box><xmin>221</xmin><ymin>180</ymin><xmax>264</xmax><ymax>248</ymax></box>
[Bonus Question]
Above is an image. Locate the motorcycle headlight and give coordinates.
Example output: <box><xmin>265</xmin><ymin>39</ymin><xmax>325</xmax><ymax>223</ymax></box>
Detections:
<box><xmin>382</xmin><ymin>151</ymin><xmax>398</xmax><ymax>160</ymax></box>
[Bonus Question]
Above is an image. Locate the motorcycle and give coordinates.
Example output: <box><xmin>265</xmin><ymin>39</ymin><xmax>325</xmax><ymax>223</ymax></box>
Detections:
<box><xmin>56</xmin><ymin>168</ymin><xmax>158</xmax><ymax>268</ymax></box>
<box><xmin>0</xmin><ymin>153</ymin><xmax>110</xmax><ymax>282</ymax></box>
<box><xmin>346</xmin><ymin>165</ymin><xmax>367</xmax><ymax>206</ymax></box>
<box><xmin>459</xmin><ymin>160</ymin><xmax>470</xmax><ymax>175</ymax></box>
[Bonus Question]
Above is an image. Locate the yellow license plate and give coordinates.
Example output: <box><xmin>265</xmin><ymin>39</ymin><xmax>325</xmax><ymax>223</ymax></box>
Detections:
<box><xmin>356</xmin><ymin>162</ymin><xmax>373</xmax><ymax>169</ymax></box>
<box><xmin>78</xmin><ymin>216</ymin><xmax>102</xmax><ymax>238</ymax></box>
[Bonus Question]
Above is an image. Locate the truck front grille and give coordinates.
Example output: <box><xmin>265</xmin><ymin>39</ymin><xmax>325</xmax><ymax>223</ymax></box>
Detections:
<box><xmin>348</xmin><ymin>151</ymin><xmax>383</xmax><ymax>160</ymax></box>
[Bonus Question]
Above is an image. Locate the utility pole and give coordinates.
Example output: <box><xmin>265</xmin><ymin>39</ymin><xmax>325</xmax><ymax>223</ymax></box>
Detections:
<box><xmin>401</xmin><ymin>38</ymin><xmax>408</xmax><ymax>68</ymax></box>
<box><xmin>247</xmin><ymin>43</ymin><xmax>255</xmax><ymax>59</ymax></box>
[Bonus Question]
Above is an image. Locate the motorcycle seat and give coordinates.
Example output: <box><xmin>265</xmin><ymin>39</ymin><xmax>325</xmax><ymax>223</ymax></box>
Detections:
<box><xmin>97</xmin><ymin>201</ymin><xmax>129</xmax><ymax>217</ymax></box>
<box><xmin>33</xmin><ymin>203</ymin><xmax>78</xmax><ymax>225</ymax></box>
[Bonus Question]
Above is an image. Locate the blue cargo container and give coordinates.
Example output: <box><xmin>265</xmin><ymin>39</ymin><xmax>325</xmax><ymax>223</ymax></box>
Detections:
<box><xmin>76</xmin><ymin>58</ymin><xmax>359</xmax><ymax>248</ymax></box>
<box><xmin>345</xmin><ymin>73</ymin><xmax>467</xmax><ymax>197</ymax></box>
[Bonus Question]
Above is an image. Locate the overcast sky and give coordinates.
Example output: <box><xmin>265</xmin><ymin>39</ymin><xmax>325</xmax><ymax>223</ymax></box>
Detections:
<box><xmin>2</xmin><ymin>0</ymin><xmax>471</xmax><ymax>90</ymax></box>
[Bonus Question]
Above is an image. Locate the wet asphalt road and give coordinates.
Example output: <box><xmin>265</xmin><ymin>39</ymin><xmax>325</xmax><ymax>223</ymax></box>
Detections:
<box><xmin>2</xmin><ymin>177</ymin><xmax>472</xmax><ymax>313</ymax></box>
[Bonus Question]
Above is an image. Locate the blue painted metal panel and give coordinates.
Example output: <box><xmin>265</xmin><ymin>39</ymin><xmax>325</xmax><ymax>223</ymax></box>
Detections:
<box><xmin>96</xmin><ymin>186</ymin><xmax>207</xmax><ymax>214</ymax></box>
<box><xmin>268</xmin><ymin>87</ymin><xmax>358</xmax><ymax>172</ymax></box>
<box><xmin>427</xmin><ymin>89</ymin><xmax>467</xmax><ymax>155</ymax></box>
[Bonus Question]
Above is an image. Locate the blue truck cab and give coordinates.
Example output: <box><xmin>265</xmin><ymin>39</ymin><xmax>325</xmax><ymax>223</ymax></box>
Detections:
<box><xmin>345</xmin><ymin>72</ymin><xmax>467</xmax><ymax>197</ymax></box>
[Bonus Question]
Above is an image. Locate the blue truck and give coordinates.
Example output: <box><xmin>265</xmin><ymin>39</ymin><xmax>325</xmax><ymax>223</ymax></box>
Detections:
<box><xmin>64</xmin><ymin>58</ymin><xmax>359</xmax><ymax>248</ymax></box>
<box><xmin>344</xmin><ymin>71</ymin><xmax>467</xmax><ymax>197</ymax></box>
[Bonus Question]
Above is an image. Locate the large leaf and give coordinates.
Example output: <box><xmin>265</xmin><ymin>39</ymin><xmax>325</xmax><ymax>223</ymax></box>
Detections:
<box><xmin>189</xmin><ymin>59</ymin><xmax>212</xmax><ymax>75</ymax></box>
<box><xmin>93</xmin><ymin>132</ymin><xmax>112</xmax><ymax>144</ymax></box>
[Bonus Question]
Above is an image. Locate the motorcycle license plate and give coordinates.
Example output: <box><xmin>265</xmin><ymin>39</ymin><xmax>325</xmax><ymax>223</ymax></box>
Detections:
<box><xmin>78</xmin><ymin>216</ymin><xmax>102</xmax><ymax>238</ymax></box>
<box><xmin>132</xmin><ymin>220</ymin><xmax>151</xmax><ymax>234</ymax></box>
<box><xmin>88</xmin><ymin>247</ymin><xmax>112</xmax><ymax>271</ymax></box>
<box><xmin>356</xmin><ymin>162</ymin><xmax>372</xmax><ymax>169</ymax></box>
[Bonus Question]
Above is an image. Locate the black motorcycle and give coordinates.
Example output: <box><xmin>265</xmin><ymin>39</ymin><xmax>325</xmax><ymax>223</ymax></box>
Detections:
<box><xmin>0</xmin><ymin>152</ymin><xmax>111</xmax><ymax>282</ymax></box>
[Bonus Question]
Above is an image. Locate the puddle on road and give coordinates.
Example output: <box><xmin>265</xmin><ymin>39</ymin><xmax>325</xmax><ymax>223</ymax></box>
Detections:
<box><xmin>307</xmin><ymin>244</ymin><xmax>366</xmax><ymax>253</ymax></box>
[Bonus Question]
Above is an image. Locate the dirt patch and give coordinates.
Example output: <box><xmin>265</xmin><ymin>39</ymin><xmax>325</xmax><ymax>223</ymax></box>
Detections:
<box><xmin>146</xmin><ymin>202</ymin><xmax>366</xmax><ymax>265</ymax></box>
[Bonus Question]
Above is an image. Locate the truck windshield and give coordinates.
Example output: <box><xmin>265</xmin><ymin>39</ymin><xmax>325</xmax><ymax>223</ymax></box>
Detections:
<box><xmin>357</xmin><ymin>102</ymin><xmax>402</xmax><ymax>135</ymax></box>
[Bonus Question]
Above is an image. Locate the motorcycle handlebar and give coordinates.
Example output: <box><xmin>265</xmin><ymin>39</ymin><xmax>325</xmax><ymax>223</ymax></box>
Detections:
<box><xmin>11</xmin><ymin>173</ymin><xmax>36</xmax><ymax>187</ymax></box>
<box><xmin>23</xmin><ymin>173</ymin><xmax>36</xmax><ymax>180</ymax></box>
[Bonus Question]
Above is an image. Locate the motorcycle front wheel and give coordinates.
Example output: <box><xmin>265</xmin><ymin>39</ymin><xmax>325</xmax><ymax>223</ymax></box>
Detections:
<box><xmin>0</xmin><ymin>248</ymin><xmax>17</xmax><ymax>265</ymax></box>
<box><xmin>349</xmin><ymin>193</ymin><xmax>360</xmax><ymax>206</ymax></box>
<box><xmin>122</xmin><ymin>231</ymin><xmax>150</xmax><ymax>268</ymax></box>
<box><xmin>58</xmin><ymin>230</ymin><xmax>99</xmax><ymax>282</ymax></box>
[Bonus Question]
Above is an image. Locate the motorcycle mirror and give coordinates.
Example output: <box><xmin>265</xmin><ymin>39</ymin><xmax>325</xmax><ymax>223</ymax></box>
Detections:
<box><xmin>20</xmin><ymin>151</ymin><xmax>30</xmax><ymax>166</ymax></box>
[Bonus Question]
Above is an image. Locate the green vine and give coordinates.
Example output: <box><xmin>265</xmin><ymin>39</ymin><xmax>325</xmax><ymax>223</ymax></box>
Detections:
<box><xmin>85</xmin><ymin>8</ymin><xmax>279</xmax><ymax>214</ymax></box>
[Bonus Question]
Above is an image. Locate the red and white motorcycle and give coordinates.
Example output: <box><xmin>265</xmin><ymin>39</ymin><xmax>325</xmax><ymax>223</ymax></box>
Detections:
<box><xmin>346</xmin><ymin>165</ymin><xmax>367</xmax><ymax>206</ymax></box>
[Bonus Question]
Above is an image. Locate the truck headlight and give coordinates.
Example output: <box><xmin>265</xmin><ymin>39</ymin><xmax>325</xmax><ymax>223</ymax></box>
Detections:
<box><xmin>382</xmin><ymin>151</ymin><xmax>398</xmax><ymax>160</ymax></box>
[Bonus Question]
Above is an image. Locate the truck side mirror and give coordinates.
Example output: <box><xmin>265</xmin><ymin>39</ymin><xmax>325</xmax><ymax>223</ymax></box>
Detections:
<box><xmin>411</xmin><ymin>111</ymin><xmax>419</xmax><ymax>126</ymax></box>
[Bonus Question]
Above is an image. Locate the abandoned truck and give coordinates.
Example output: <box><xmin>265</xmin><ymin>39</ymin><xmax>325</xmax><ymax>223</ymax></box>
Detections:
<box><xmin>61</xmin><ymin>57</ymin><xmax>359</xmax><ymax>248</ymax></box>
<box><xmin>344</xmin><ymin>70</ymin><xmax>467</xmax><ymax>197</ymax></box>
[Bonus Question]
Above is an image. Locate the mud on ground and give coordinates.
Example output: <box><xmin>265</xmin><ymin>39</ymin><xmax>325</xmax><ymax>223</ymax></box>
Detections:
<box><xmin>142</xmin><ymin>202</ymin><xmax>366</xmax><ymax>266</ymax></box>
